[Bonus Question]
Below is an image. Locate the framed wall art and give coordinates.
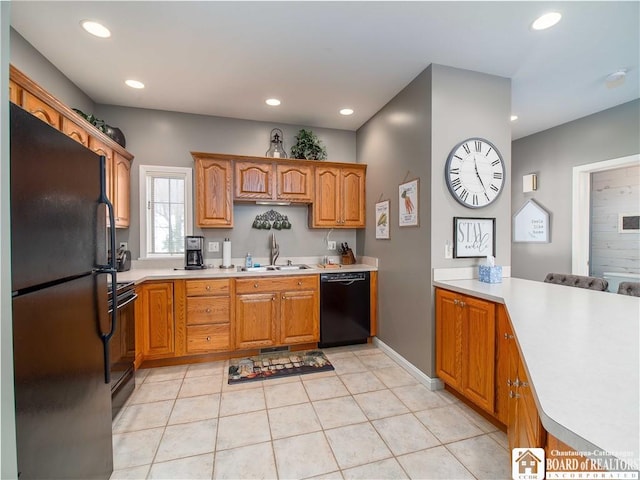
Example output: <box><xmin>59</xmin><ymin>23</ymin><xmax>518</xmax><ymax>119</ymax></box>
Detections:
<box><xmin>375</xmin><ymin>200</ymin><xmax>390</xmax><ymax>239</ymax></box>
<box><xmin>513</xmin><ymin>199</ymin><xmax>550</xmax><ymax>243</ymax></box>
<box><xmin>399</xmin><ymin>178</ymin><xmax>419</xmax><ymax>227</ymax></box>
<box><xmin>453</xmin><ymin>217</ymin><xmax>496</xmax><ymax>258</ymax></box>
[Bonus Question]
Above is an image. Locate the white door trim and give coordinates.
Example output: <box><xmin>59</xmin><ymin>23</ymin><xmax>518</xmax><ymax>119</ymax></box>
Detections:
<box><xmin>572</xmin><ymin>154</ymin><xmax>640</xmax><ymax>275</ymax></box>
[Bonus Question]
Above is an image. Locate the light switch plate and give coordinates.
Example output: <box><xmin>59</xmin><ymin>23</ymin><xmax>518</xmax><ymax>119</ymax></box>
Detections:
<box><xmin>327</xmin><ymin>241</ymin><xmax>337</xmax><ymax>250</ymax></box>
<box><xmin>208</xmin><ymin>241</ymin><xmax>220</xmax><ymax>252</ymax></box>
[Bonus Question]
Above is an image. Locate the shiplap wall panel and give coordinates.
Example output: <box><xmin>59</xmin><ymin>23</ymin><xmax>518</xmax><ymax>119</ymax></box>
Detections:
<box><xmin>590</xmin><ymin>165</ymin><xmax>640</xmax><ymax>277</ymax></box>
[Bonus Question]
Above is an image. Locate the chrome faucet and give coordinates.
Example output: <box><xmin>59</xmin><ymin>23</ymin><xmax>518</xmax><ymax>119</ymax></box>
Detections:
<box><xmin>270</xmin><ymin>232</ymin><xmax>279</xmax><ymax>266</ymax></box>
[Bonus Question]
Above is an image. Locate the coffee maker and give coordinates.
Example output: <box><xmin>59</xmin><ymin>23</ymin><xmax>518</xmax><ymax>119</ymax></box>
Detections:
<box><xmin>185</xmin><ymin>236</ymin><xmax>205</xmax><ymax>269</ymax></box>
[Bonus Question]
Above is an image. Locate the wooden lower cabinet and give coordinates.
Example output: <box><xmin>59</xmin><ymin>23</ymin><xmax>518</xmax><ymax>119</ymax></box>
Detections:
<box><xmin>235</xmin><ymin>275</ymin><xmax>319</xmax><ymax>350</ymax></box>
<box><xmin>435</xmin><ymin>288</ymin><xmax>495</xmax><ymax>413</ymax></box>
<box><xmin>139</xmin><ymin>282</ymin><xmax>175</xmax><ymax>359</ymax></box>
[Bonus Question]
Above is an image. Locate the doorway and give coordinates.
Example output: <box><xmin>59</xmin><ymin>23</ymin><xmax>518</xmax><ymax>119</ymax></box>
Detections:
<box><xmin>572</xmin><ymin>154</ymin><xmax>640</xmax><ymax>275</ymax></box>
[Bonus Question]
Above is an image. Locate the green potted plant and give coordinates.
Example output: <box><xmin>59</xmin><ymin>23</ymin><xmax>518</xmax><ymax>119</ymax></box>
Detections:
<box><xmin>290</xmin><ymin>129</ymin><xmax>327</xmax><ymax>160</ymax></box>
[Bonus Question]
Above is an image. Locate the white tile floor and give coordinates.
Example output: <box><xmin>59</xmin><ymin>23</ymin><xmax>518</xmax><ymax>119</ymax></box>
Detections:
<box><xmin>110</xmin><ymin>344</ymin><xmax>510</xmax><ymax>479</ymax></box>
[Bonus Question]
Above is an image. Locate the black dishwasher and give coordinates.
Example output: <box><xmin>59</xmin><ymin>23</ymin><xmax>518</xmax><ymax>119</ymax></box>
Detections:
<box><xmin>319</xmin><ymin>271</ymin><xmax>370</xmax><ymax>348</ymax></box>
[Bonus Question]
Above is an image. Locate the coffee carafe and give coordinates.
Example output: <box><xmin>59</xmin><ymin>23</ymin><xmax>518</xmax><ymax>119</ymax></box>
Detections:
<box><xmin>185</xmin><ymin>236</ymin><xmax>205</xmax><ymax>269</ymax></box>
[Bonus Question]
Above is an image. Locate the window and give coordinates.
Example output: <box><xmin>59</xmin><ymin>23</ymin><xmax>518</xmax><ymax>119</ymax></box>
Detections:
<box><xmin>139</xmin><ymin>165</ymin><xmax>193</xmax><ymax>258</ymax></box>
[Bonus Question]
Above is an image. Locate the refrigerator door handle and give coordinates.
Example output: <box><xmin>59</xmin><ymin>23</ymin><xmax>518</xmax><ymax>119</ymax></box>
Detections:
<box><xmin>95</xmin><ymin>155</ymin><xmax>118</xmax><ymax>384</ymax></box>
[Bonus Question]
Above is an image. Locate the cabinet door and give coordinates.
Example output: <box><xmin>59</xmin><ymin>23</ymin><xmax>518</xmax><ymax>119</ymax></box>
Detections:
<box><xmin>276</xmin><ymin>164</ymin><xmax>313</xmax><ymax>202</ymax></box>
<box><xmin>461</xmin><ymin>295</ymin><xmax>495</xmax><ymax>413</ymax></box>
<box><xmin>234</xmin><ymin>161</ymin><xmax>273</xmax><ymax>200</ymax></box>
<box><xmin>140</xmin><ymin>282</ymin><xmax>175</xmax><ymax>358</ymax></box>
<box><xmin>61</xmin><ymin>116</ymin><xmax>89</xmax><ymax>147</ymax></box>
<box><xmin>9</xmin><ymin>80</ymin><xmax>20</xmax><ymax>104</ymax></box>
<box><xmin>313</xmin><ymin>166</ymin><xmax>341</xmax><ymax>226</ymax></box>
<box><xmin>22</xmin><ymin>91</ymin><xmax>60</xmax><ymax>129</ymax></box>
<box><xmin>235</xmin><ymin>293</ymin><xmax>277</xmax><ymax>349</ymax></box>
<box><xmin>435</xmin><ymin>289</ymin><xmax>463</xmax><ymax>391</ymax></box>
<box><xmin>280</xmin><ymin>289</ymin><xmax>319</xmax><ymax>344</ymax></box>
<box><xmin>341</xmin><ymin>167</ymin><xmax>366</xmax><ymax>227</ymax></box>
<box><xmin>495</xmin><ymin>305</ymin><xmax>513</xmax><ymax>424</ymax></box>
<box><xmin>194</xmin><ymin>157</ymin><xmax>233</xmax><ymax>227</ymax></box>
<box><xmin>113</xmin><ymin>152</ymin><xmax>131</xmax><ymax>228</ymax></box>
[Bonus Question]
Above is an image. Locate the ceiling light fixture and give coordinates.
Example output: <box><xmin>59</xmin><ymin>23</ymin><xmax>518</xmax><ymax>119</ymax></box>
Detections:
<box><xmin>510</xmin><ymin>115</ymin><xmax>519</xmax><ymax>122</ymax></box>
<box><xmin>605</xmin><ymin>69</ymin><xmax>627</xmax><ymax>89</ymax></box>
<box><xmin>265</xmin><ymin>98</ymin><xmax>281</xmax><ymax>106</ymax></box>
<box><xmin>531</xmin><ymin>12</ymin><xmax>562</xmax><ymax>30</ymax></box>
<box><xmin>81</xmin><ymin>20</ymin><xmax>111</xmax><ymax>38</ymax></box>
<box><xmin>125</xmin><ymin>79</ymin><xmax>145</xmax><ymax>89</ymax></box>
<box><xmin>339</xmin><ymin>108</ymin><xmax>354</xmax><ymax>116</ymax></box>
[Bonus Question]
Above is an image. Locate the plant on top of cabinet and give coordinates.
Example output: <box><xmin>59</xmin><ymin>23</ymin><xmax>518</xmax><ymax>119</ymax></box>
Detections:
<box><xmin>290</xmin><ymin>129</ymin><xmax>327</xmax><ymax>161</ymax></box>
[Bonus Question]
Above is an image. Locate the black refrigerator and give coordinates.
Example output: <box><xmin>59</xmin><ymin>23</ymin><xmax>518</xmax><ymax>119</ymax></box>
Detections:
<box><xmin>10</xmin><ymin>103</ymin><xmax>115</xmax><ymax>479</ymax></box>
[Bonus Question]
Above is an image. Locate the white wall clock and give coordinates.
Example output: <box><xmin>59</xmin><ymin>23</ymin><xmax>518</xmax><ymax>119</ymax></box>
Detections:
<box><xmin>445</xmin><ymin>137</ymin><xmax>505</xmax><ymax>208</ymax></box>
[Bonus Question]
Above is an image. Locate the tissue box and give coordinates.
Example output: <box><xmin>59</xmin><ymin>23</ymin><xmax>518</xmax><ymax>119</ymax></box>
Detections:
<box><xmin>479</xmin><ymin>265</ymin><xmax>502</xmax><ymax>283</ymax></box>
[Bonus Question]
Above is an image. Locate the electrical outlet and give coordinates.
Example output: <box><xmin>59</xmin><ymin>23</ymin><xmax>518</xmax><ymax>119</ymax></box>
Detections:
<box><xmin>208</xmin><ymin>241</ymin><xmax>220</xmax><ymax>253</ymax></box>
<box><xmin>328</xmin><ymin>241</ymin><xmax>337</xmax><ymax>250</ymax></box>
<box><xmin>119</xmin><ymin>242</ymin><xmax>128</xmax><ymax>250</ymax></box>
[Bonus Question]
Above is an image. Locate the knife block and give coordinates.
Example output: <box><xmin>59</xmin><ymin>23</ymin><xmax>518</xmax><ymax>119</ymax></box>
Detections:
<box><xmin>341</xmin><ymin>250</ymin><xmax>356</xmax><ymax>265</ymax></box>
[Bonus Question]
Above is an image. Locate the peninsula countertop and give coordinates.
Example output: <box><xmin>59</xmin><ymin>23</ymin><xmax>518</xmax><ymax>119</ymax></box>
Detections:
<box><xmin>433</xmin><ymin>277</ymin><xmax>639</xmax><ymax>470</ymax></box>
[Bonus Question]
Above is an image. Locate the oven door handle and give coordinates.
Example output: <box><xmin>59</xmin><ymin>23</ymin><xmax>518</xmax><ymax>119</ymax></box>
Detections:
<box><xmin>117</xmin><ymin>293</ymin><xmax>138</xmax><ymax>309</ymax></box>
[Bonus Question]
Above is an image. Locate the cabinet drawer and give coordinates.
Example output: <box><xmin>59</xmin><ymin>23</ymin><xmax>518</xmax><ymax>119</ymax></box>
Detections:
<box><xmin>186</xmin><ymin>279</ymin><xmax>230</xmax><ymax>296</ymax></box>
<box><xmin>186</xmin><ymin>324</ymin><xmax>231</xmax><ymax>353</ymax></box>
<box><xmin>186</xmin><ymin>297</ymin><xmax>230</xmax><ymax>325</ymax></box>
<box><xmin>236</xmin><ymin>275</ymin><xmax>318</xmax><ymax>294</ymax></box>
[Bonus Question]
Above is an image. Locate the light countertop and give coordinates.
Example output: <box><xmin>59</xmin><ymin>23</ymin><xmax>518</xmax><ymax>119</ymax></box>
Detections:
<box><xmin>433</xmin><ymin>277</ymin><xmax>640</xmax><ymax>470</ymax></box>
<box><xmin>116</xmin><ymin>262</ymin><xmax>377</xmax><ymax>285</ymax></box>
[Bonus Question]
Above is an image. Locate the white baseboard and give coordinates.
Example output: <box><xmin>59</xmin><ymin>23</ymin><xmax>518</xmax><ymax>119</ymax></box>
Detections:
<box><xmin>373</xmin><ymin>338</ymin><xmax>444</xmax><ymax>391</ymax></box>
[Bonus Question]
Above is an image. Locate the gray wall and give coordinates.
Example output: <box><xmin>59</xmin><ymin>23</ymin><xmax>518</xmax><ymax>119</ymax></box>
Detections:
<box><xmin>10</xmin><ymin>28</ymin><xmax>94</xmax><ymax>114</ymax></box>
<box><xmin>590</xmin><ymin>165</ymin><xmax>640</xmax><ymax>277</ymax></box>
<box><xmin>357</xmin><ymin>67</ymin><xmax>432</xmax><ymax>375</ymax></box>
<box><xmin>357</xmin><ymin>64</ymin><xmax>510</xmax><ymax>378</ymax></box>
<box><xmin>1</xmin><ymin>5</ymin><xmax>18</xmax><ymax>478</ymax></box>
<box><xmin>95</xmin><ymin>105</ymin><xmax>357</xmax><ymax>261</ymax></box>
<box><xmin>512</xmin><ymin>100</ymin><xmax>640</xmax><ymax>281</ymax></box>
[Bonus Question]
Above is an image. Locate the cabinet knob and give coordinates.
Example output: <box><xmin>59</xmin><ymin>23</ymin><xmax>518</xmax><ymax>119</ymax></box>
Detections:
<box><xmin>509</xmin><ymin>391</ymin><xmax>520</xmax><ymax>399</ymax></box>
<box><xmin>453</xmin><ymin>299</ymin><xmax>459</xmax><ymax>305</ymax></box>
<box><xmin>504</xmin><ymin>333</ymin><xmax>514</xmax><ymax>340</ymax></box>
<box><xmin>282</xmin><ymin>295</ymin><xmax>286</xmax><ymax>300</ymax></box>
<box><xmin>206</xmin><ymin>308</ymin><xmax>211</xmax><ymax>313</ymax></box>
<box><xmin>206</xmin><ymin>336</ymin><xmax>211</xmax><ymax>342</ymax></box>
<box><xmin>254</xmin><ymin>283</ymin><xmax>259</xmax><ymax>288</ymax></box>
<box><xmin>297</xmin><ymin>281</ymin><xmax>302</xmax><ymax>286</ymax></box>
<box><xmin>205</xmin><ymin>285</ymin><xmax>211</xmax><ymax>291</ymax></box>
<box><xmin>459</xmin><ymin>301</ymin><xmax>466</xmax><ymax>307</ymax></box>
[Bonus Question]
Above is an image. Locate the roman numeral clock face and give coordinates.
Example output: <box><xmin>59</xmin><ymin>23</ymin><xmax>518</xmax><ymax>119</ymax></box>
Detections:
<box><xmin>445</xmin><ymin>138</ymin><xmax>505</xmax><ymax>208</ymax></box>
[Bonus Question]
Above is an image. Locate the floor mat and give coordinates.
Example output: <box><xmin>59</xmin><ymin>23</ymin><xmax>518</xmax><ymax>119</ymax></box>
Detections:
<box><xmin>227</xmin><ymin>350</ymin><xmax>334</xmax><ymax>384</ymax></box>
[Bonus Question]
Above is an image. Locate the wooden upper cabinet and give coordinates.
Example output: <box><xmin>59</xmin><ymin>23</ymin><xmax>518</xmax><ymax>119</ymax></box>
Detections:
<box><xmin>341</xmin><ymin>167</ymin><xmax>366</xmax><ymax>227</ymax></box>
<box><xmin>193</xmin><ymin>154</ymin><xmax>233</xmax><ymax>228</ymax></box>
<box><xmin>113</xmin><ymin>152</ymin><xmax>131</xmax><ymax>228</ymax></box>
<box><xmin>22</xmin><ymin>91</ymin><xmax>60</xmax><ymax>129</ymax></box>
<box><xmin>312</xmin><ymin>165</ymin><xmax>366</xmax><ymax>228</ymax></box>
<box><xmin>61</xmin><ymin>116</ymin><xmax>89</xmax><ymax>147</ymax></box>
<box><xmin>234</xmin><ymin>161</ymin><xmax>273</xmax><ymax>200</ymax></box>
<box><xmin>276</xmin><ymin>163</ymin><xmax>313</xmax><ymax>202</ymax></box>
<box><xmin>234</xmin><ymin>160</ymin><xmax>313</xmax><ymax>203</ymax></box>
<box><xmin>9</xmin><ymin>80</ymin><xmax>20</xmax><ymax>104</ymax></box>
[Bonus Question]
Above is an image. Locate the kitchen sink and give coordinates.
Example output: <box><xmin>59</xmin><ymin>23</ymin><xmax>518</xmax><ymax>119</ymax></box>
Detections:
<box><xmin>274</xmin><ymin>264</ymin><xmax>311</xmax><ymax>271</ymax></box>
<box><xmin>238</xmin><ymin>264</ymin><xmax>311</xmax><ymax>272</ymax></box>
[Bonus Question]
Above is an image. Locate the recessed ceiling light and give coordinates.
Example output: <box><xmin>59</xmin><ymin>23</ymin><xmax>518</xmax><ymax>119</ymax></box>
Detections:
<box><xmin>125</xmin><ymin>79</ymin><xmax>145</xmax><ymax>89</ymax></box>
<box><xmin>339</xmin><ymin>108</ymin><xmax>354</xmax><ymax>116</ymax></box>
<box><xmin>265</xmin><ymin>98</ymin><xmax>281</xmax><ymax>106</ymax></box>
<box><xmin>510</xmin><ymin>115</ymin><xmax>519</xmax><ymax>122</ymax></box>
<box><xmin>531</xmin><ymin>12</ymin><xmax>562</xmax><ymax>30</ymax></box>
<box><xmin>81</xmin><ymin>20</ymin><xmax>111</xmax><ymax>38</ymax></box>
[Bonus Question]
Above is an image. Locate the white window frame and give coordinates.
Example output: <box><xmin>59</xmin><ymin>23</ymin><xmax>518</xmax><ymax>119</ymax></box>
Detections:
<box><xmin>139</xmin><ymin>165</ymin><xmax>193</xmax><ymax>259</ymax></box>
